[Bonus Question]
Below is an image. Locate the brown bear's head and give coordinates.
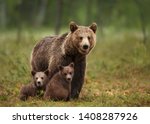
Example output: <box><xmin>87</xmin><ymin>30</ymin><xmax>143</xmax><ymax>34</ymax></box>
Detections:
<box><xmin>58</xmin><ymin>63</ymin><xmax>74</xmax><ymax>83</ymax></box>
<box><xmin>31</xmin><ymin>70</ymin><xmax>49</xmax><ymax>88</ymax></box>
<box><xmin>69</xmin><ymin>21</ymin><xmax>97</xmax><ymax>55</ymax></box>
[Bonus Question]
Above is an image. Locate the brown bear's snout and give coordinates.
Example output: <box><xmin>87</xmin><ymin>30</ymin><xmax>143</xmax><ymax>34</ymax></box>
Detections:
<box><xmin>83</xmin><ymin>44</ymin><xmax>89</xmax><ymax>50</ymax></box>
<box><xmin>36</xmin><ymin>81</ymin><xmax>43</xmax><ymax>87</ymax></box>
<box><xmin>66</xmin><ymin>74</ymin><xmax>72</xmax><ymax>82</ymax></box>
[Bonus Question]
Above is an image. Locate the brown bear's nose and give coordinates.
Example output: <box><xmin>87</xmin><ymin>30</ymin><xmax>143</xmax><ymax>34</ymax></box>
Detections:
<box><xmin>83</xmin><ymin>45</ymin><xmax>89</xmax><ymax>50</ymax></box>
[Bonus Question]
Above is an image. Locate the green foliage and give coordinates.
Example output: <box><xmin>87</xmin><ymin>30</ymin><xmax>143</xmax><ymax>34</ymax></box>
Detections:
<box><xmin>1</xmin><ymin>0</ymin><xmax>150</xmax><ymax>28</ymax></box>
<box><xmin>0</xmin><ymin>29</ymin><xmax>150</xmax><ymax>106</ymax></box>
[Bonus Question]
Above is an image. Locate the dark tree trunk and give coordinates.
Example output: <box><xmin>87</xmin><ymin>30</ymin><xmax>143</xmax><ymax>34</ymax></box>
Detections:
<box><xmin>67</xmin><ymin>0</ymin><xmax>75</xmax><ymax>21</ymax></box>
<box><xmin>86</xmin><ymin>0</ymin><xmax>92</xmax><ymax>25</ymax></box>
<box><xmin>15</xmin><ymin>1</ymin><xmax>22</xmax><ymax>43</ymax></box>
<box><xmin>35</xmin><ymin>0</ymin><xmax>48</xmax><ymax>26</ymax></box>
<box><xmin>0</xmin><ymin>0</ymin><xmax>6</xmax><ymax>28</ymax></box>
<box><xmin>134</xmin><ymin>0</ymin><xmax>147</xmax><ymax>44</ymax></box>
<box><xmin>96</xmin><ymin>0</ymin><xmax>104</xmax><ymax>37</ymax></box>
<box><xmin>55</xmin><ymin>0</ymin><xmax>63</xmax><ymax>35</ymax></box>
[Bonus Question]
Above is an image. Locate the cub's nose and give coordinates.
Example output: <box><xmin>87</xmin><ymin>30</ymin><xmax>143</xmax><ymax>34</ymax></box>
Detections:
<box><xmin>37</xmin><ymin>81</ymin><xmax>41</xmax><ymax>85</ymax></box>
<box><xmin>67</xmin><ymin>78</ymin><xmax>71</xmax><ymax>81</ymax></box>
<box><xmin>83</xmin><ymin>45</ymin><xmax>89</xmax><ymax>50</ymax></box>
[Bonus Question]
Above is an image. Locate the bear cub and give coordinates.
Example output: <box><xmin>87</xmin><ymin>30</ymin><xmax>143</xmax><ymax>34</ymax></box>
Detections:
<box><xmin>44</xmin><ymin>63</ymin><xmax>74</xmax><ymax>101</ymax></box>
<box><xmin>20</xmin><ymin>70</ymin><xmax>49</xmax><ymax>101</ymax></box>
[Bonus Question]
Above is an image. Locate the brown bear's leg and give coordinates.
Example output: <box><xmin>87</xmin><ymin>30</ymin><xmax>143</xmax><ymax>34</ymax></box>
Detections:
<box><xmin>71</xmin><ymin>56</ymin><xmax>86</xmax><ymax>99</ymax></box>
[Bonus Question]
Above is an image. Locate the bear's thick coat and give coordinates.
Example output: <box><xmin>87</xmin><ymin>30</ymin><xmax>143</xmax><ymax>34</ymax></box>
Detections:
<box><xmin>44</xmin><ymin>63</ymin><xmax>74</xmax><ymax>101</ymax></box>
<box><xmin>19</xmin><ymin>70</ymin><xmax>49</xmax><ymax>101</ymax></box>
<box><xmin>20</xmin><ymin>83</ymin><xmax>37</xmax><ymax>101</ymax></box>
<box><xmin>31</xmin><ymin>22</ymin><xmax>97</xmax><ymax>98</ymax></box>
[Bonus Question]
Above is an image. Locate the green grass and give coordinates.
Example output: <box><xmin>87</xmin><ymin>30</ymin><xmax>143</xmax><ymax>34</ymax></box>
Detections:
<box><xmin>0</xmin><ymin>29</ymin><xmax>150</xmax><ymax>106</ymax></box>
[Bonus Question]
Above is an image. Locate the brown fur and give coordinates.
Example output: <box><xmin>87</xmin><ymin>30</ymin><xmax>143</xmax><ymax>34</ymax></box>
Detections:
<box><xmin>31</xmin><ymin>22</ymin><xmax>97</xmax><ymax>99</ymax></box>
<box><xmin>19</xmin><ymin>83</ymin><xmax>37</xmax><ymax>101</ymax></box>
<box><xmin>20</xmin><ymin>70</ymin><xmax>49</xmax><ymax>101</ymax></box>
<box><xmin>44</xmin><ymin>63</ymin><xmax>74</xmax><ymax>101</ymax></box>
<box><xmin>31</xmin><ymin>70</ymin><xmax>49</xmax><ymax>91</ymax></box>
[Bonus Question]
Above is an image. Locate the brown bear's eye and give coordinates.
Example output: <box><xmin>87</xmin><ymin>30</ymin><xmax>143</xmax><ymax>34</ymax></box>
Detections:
<box><xmin>41</xmin><ymin>77</ymin><xmax>44</xmax><ymax>80</ymax></box>
<box><xmin>36</xmin><ymin>77</ymin><xmax>38</xmax><ymax>80</ymax></box>
<box><xmin>69</xmin><ymin>72</ymin><xmax>72</xmax><ymax>75</ymax></box>
<box><xmin>88</xmin><ymin>36</ymin><xmax>91</xmax><ymax>40</ymax></box>
<box><xmin>79</xmin><ymin>36</ymin><xmax>83</xmax><ymax>40</ymax></box>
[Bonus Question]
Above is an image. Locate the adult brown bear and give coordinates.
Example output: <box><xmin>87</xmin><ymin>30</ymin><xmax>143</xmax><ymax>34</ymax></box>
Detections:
<box><xmin>30</xmin><ymin>22</ymin><xmax>97</xmax><ymax>99</ymax></box>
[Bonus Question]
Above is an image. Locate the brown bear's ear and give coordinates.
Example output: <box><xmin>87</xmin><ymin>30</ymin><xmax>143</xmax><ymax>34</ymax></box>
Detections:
<box><xmin>31</xmin><ymin>70</ymin><xmax>36</xmax><ymax>76</ymax></box>
<box><xmin>69</xmin><ymin>63</ymin><xmax>74</xmax><ymax>68</ymax></box>
<box><xmin>70</xmin><ymin>21</ymin><xmax>78</xmax><ymax>33</ymax></box>
<box><xmin>44</xmin><ymin>70</ymin><xmax>49</xmax><ymax>76</ymax></box>
<box><xmin>58</xmin><ymin>65</ymin><xmax>64</xmax><ymax>70</ymax></box>
<box><xmin>89</xmin><ymin>23</ymin><xmax>97</xmax><ymax>33</ymax></box>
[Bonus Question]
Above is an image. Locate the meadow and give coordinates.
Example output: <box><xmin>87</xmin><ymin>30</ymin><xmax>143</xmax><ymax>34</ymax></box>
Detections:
<box><xmin>0</xmin><ymin>28</ymin><xmax>150</xmax><ymax>106</ymax></box>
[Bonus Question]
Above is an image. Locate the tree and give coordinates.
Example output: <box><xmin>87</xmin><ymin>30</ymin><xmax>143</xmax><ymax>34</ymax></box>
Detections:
<box><xmin>55</xmin><ymin>0</ymin><xmax>63</xmax><ymax>34</ymax></box>
<box><xmin>0</xmin><ymin>0</ymin><xmax>7</xmax><ymax>28</ymax></box>
<box><xmin>134</xmin><ymin>0</ymin><xmax>147</xmax><ymax>44</ymax></box>
<box><xmin>34</xmin><ymin>0</ymin><xmax>48</xmax><ymax>26</ymax></box>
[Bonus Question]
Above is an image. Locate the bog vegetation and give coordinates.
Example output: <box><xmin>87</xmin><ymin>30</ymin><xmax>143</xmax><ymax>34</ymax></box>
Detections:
<box><xmin>0</xmin><ymin>29</ymin><xmax>150</xmax><ymax>106</ymax></box>
<box><xmin>0</xmin><ymin>0</ymin><xmax>150</xmax><ymax>106</ymax></box>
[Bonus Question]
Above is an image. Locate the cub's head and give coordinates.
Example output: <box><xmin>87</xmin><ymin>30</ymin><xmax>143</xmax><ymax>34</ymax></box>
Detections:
<box><xmin>31</xmin><ymin>70</ymin><xmax>49</xmax><ymax>88</ymax></box>
<box><xmin>59</xmin><ymin>63</ymin><xmax>74</xmax><ymax>82</ymax></box>
<box><xmin>69</xmin><ymin>21</ymin><xmax>97</xmax><ymax>55</ymax></box>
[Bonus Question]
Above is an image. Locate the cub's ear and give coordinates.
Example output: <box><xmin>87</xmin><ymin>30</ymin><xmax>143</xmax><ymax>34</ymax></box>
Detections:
<box><xmin>44</xmin><ymin>70</ymin><xmax>49</xmax><ymax>76</ymax></box>
<box><xmin>89</xmin><ymin>22</ymin><xmax>97</xmax><ymax>33</ymax></box>
<box><xmin>58</xmin><ymin>65</ymin><xmax>64</xmax><ymax>70</ymax></box>
<box><xmin>70</xmin><ymin>21</ymin><xmax>78</xmax><ymax>33</ymax></box>
<box><xmin>31</xmin><ymin>70</ymin><xmax>36</xmax><ymax>76</ymax></box>
<box><xmin>69</xmin><ymin>63</ymin><xmax>74</xmax><ymax>68</ymax></box>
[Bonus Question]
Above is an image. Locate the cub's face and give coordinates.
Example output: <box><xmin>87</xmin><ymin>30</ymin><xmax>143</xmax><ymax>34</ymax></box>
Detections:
<box><xmin>59</xmin><ymin>63</ymin><xmax>74</xmax><ymax>83</ymax></box>
<box><xmin>31</xmin><ymin>70</ymin><xmax>49</xmax><ymax>88</ymax></box>
<box><xmin>70</xmin><ymin>22</ymin><xmax>97</xmax><ymax>55</ymax></box>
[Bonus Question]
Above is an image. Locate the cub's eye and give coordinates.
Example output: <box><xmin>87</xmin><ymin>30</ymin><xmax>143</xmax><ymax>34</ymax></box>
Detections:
<box><xmin>41</xmin><ymin>77</ymin><xmax>44</xmax><ymax>80</ymax></box>
<box><xmin>64</xmin><ymin>73</ymin><xmax>67</xmax><ymax>76</ymax></box>
<box><xmin>36</xmin><ymin>77</ymin><xmax>38</xmax><ymax>80</ymax></box>
<box><xmin>79</xmin><ymin>36</ymin><xmax>83</xmax><ymax>40</ymax></box>
<box><xmin>69</xmin><ymin>72</ymin><xmax>72</xmax><ymax>75</ymax></box>
<box><xmin>88</xmin><ymin>36</ymin><xmax>91</xmax><ymax>40</ymax></box>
